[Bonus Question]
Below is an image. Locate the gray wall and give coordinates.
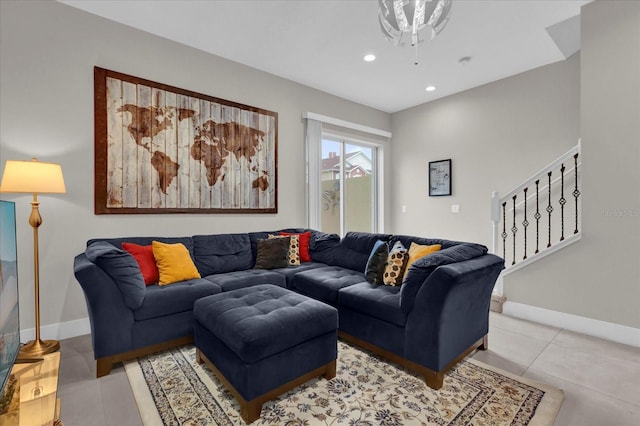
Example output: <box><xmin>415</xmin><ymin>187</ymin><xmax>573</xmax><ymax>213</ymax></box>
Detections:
<box><xmin>0</xmin><ymin>1</ymin><xmax>390</xmax><ymax>333</ymax></box>
<box><xmin>504</xmin><ymin>0</ymin><xmax>640</xmax><ymax>329</ymax></box>
<box><xmin>389</xmin><ymin>54</ymin><xmax>580</xmax><ymax>246</ymax></box>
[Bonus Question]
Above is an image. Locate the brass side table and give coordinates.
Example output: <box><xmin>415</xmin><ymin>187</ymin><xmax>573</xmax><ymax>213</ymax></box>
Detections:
<box><xmin>0</xmin><ymin>352</ymin><xmax>62</xmax><ymax>425</ymax></box>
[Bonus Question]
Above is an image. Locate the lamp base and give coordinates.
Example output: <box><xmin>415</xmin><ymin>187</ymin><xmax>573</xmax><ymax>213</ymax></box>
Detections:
<box><xmin>18</xmin><ymin>338</ymin><xmax>60</xmax><ymax>359</ymax></box>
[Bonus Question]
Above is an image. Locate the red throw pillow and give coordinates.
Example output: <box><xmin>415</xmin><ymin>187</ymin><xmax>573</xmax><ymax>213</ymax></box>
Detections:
<box><xmin>122</xmin><ymin>242</ymin><xmax>159</xmax><ymax>285</ymax></box>
<box><xmin>280</xmin><ymin>231</ymin><xmax>311</xmax><ymax>262</ymax></box>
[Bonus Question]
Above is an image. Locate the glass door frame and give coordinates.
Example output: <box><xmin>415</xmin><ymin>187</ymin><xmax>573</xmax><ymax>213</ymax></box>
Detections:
<box><xmin>318</xmin><ymin>131</ymin><xmax>383</xmax><ymax>236</ymax></box>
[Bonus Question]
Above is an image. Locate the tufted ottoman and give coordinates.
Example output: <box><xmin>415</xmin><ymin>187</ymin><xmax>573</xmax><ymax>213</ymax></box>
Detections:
<box><xmin>193</xmin><ymin>284</ymin><xmax>338</xmax><ymax>423</ymax></box>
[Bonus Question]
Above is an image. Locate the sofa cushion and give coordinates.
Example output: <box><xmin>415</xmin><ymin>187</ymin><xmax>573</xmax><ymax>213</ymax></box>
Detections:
<box><xmin>152</xmin><ymin>241</ymin><xmax>201</xmax><ymax>285</ymax></box>
<box><xmin>383</xmin><ymin>241</ymin><xmax>409</xmax><ymax>286</ymax></box>
<box><xmin>133</xmin><ymin>278</ymin><xmax>221</xmax><ymax>321</ymax></box>
<box><xmin>339</xmin><ymin>282</ymin><xmax>406</xmax><ymax>326</ymax></box>
<box><xmin>400</xmin><ymin>243</ymin><xmax>488</xmax><ymax>313</ymax></box>
<box><xmin>292</xmin><ymin>266</ymin><xmax>366</xmax><ymax>305</ymax></box>
<box><xmin>85</xmin><ymin>241</ymin><xmax>146</xmax><ymax>309</ymax></box>
<box><xmin>248</xmin><ymin>231</ymin><xmax>275</xmax><ymax>264</ymax></box>
<box><xmin>308</xmin><ymin>231</ymin><xmax>340</xmax><ymax>264</ymax></box>
<box><xmin>272</xmin><ymin>262</ymin><xmax>328</xmax><ymax>289</ymax></box>
<box><xmin>364</xmin><ymin>240</ymin><xmax>389</xmax><ymax>284</ymax></box>
<box><xmin>122</xmin><ymin>242</ymin><xmax>159</xmax><ymax>285</ymax></box>
<box><xmin>204</xmin><ymin>269</ymin><xmax>286</xmax><ymax>292</ymax></box>
<box><xmin>192</xmin><ymin>233</ymin><xmax>253</xmax><ymax>275</ymax></box>
<box><xmin>331</xmin><ymin>232</ymin><xmax>392</xmax><ymax>272</ymax></box>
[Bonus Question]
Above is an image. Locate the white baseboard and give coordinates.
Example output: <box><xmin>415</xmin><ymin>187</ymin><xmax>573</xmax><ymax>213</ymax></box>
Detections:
<box><xmin>502</xmin><ymin>301</ymin><xmax>640</xmax><ymax>348</ymax></box>
<box><xmin>20</xmin><ymin>317</ymin><xmax>91</xmax><ymax>343</ymax></box>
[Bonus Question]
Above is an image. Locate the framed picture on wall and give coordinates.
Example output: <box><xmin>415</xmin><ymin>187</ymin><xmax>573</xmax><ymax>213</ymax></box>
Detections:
<box><xmin>94</xmin><ymin>67</ymin><xmax>278</xmax><ymax>214</ymax></box>
<box><xmin>428</xmin><ymin>159</ymin><xmax>452</xmax><ymax>196</ymax></box>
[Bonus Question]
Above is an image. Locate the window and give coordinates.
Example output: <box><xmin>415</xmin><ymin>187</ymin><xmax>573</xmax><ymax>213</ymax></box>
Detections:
<box><xmin>304</xmin><ymin>114</ymin><xmax>389</xmax><ymax>236</ymax></box>
<box><xmin>320</xmin><ymin>136</ymin><xmax>378</xmax><ymax>235</ymax></box>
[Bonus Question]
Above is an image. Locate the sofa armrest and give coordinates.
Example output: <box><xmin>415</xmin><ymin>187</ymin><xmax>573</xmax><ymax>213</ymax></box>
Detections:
<box><xmin>73</xmin><ymin>253</ymin><xmax>135</xmax><ymax>358</ymax></box>
<box><xmin>400</xmin><ymin>243</ymin><xmax>488</xmax><ymax>313</ymax></box>
<box><xmin>404</xmin><ymin>254</ymin><xmax>504</xmax><ymax>371</ymax></box>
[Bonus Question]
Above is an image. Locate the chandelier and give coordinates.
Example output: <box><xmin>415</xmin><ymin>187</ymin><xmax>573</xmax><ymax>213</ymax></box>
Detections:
<box><xmin>378</xmin><ymin>0</ymin><xmax>453</xmax><ymax>65</ymax></box>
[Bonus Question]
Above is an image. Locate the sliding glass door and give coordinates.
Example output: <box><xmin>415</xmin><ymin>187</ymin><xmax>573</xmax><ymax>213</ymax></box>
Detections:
<box><xmin>320</xmin><ymin>136</ymin><xmax>377</xmax><ymax>235</ymax></box>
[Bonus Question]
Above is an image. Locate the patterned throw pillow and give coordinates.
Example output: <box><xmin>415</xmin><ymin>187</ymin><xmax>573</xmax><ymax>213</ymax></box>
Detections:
<box><xmin>383</xmin><ymin>241</ymin><xmax>409</xmax><ymax>286</ymax></box>
<box><xmin>280</xmin><ymin>231</ymin><xmax>311</xmax><ymax>262</ymax></box>
<box><xmin>268</xmin><ymin>234</ymin><xmax>300</xmax><ymax>266</ymax></box>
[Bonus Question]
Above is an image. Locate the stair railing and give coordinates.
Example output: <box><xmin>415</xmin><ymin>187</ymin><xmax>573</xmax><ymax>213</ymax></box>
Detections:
<box><xmin>491</xmin><ymin>139</ymin><xmax>582</xmax><ymax>278</ymax></box>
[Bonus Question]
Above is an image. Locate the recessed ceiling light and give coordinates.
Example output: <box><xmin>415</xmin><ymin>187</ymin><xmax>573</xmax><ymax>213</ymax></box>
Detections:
<box><xmin>363</xmin><ymin>54</ymin><xmax>376</xmax><ymax>62</ymax></box>
<box><xmin>425</xmin><ymin>86</ymin><xmax>436</xmax><ymax>92</ymax></box>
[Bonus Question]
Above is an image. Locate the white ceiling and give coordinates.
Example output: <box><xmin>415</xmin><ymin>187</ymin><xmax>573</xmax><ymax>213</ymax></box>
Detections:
<box><xmin>60</xmin><ymin>0</ymin><xmax>591</xmax><ymax>113</ymax></box>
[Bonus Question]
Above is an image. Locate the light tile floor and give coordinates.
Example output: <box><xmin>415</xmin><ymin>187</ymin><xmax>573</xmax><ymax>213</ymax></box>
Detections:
<box><xmin>58</xmin><ymin>312</ymin><xmax>640</xmax><ymax>425</ymax></box>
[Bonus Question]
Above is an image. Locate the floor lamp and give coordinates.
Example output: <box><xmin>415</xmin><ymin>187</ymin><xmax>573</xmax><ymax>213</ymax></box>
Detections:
<box><xmin>0</xmin><ymin>158</ymin><xmax>66</xmax><ymax>358</ymax></box>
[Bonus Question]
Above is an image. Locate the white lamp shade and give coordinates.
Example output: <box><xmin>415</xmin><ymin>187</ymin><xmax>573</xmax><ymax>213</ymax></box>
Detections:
<box><xmin>0</xmin><ymin>159</ymin><xmax>66</xmax><ymax>194</ymax></box>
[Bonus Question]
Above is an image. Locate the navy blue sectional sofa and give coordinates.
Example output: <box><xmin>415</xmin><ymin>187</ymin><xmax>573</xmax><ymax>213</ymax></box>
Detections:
<box><xmin>73</xmin><ymin>229</ymin><xmax>504</xmax><ymax>389</ymax></box>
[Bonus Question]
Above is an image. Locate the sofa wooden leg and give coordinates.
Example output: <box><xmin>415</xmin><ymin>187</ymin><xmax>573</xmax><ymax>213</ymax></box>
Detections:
<box><xmin>196</xmin><ymin>348</ymin><xmax>204</xmax><ymax>364</ymax></box>
<box><xmin>96</xmin><ymin>358</ymin><xmax>113</xmax><ymax>378</ymax></box>
<box><xmin>240</xmin><ymin>399</ymin><xmax>262</xmax><ymax>424</ymax></box>
<box><xmin>324</xmin><ymin>360</ymin><xmax>337</xmax><ymax>380</ymax></box>
<box><xmin>425</xmin><ymin>371</ymin><xmax>444</xmax><ymax>390</ymax></box>
<box><xmin>480</xmin><ymin>334</ymin><xmax>489</xmax><ymax>351</ymax></box>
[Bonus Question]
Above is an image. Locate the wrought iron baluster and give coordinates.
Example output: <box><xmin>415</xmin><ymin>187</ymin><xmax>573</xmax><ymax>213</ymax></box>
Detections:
<box><xmin>546</xmin><ymin>171</ymin><xmax>553</xmax><ymax>248</ymax></box>
<box><xmin>497</xmin><ymin>146</ymin><xmax>580</xmax><ymax>268</ymax></box>
<box><xmin>560</xmin><ymin>164</ymin><xmax>566</xmax><ymax>241</ymax></box>
<box><xmin>501</xmin><ymin>202</ymin><xmax>507</xmax><ymax>260</ymax></box>
<box><xmin>534</xmin><ymin>180</ymin><xmax>541</xmax><ymax>254</ymax></box>
<box><xmin>573</xmin><ymin>153</ymin><xmax>580</xmax><ymax>234</ymax></box>
<box><xmin>512</xmin><ymin>195</ymin><xmax>517</xmax><ymax>265</ymax></box>
<box><xmin>522</xmin><ymin>187</ymin><xmax>529</xmax><ymax>260</ymax></box>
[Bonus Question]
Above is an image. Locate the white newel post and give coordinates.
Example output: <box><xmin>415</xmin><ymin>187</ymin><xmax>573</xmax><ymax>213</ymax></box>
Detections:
<box><xmin>490</xmin><ymin>191</ymin><xmax>504</xmax><ymax>297</ymax></box>
<box><xmin>490</xmin><ymin>191</ymin><xmax>501</xmax><ymax>255</ymax></box>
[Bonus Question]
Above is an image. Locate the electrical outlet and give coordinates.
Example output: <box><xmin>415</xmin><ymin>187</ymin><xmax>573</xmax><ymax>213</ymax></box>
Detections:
<box><xmin>401</xmin><ymin>205</ymin><xmax>407</xmax><ymax>213</ymax></box>
<box><xmin>451</xmin><ymin>204</ymin><xmax>460</xmax><ymax>213</ymax></box>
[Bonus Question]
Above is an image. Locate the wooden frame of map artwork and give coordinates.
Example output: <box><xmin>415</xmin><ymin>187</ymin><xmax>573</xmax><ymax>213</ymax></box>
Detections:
<box><xmin>94</xmin><ymin>67</ymin><xmax>278</xmax><ymax>214</ymax></box>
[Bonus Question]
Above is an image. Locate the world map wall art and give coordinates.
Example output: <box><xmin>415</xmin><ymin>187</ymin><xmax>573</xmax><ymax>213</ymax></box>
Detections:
<box><xmin>94</xmin><ymin>67</ymin><xmax>278</xmax><ymax>214</ymax></box>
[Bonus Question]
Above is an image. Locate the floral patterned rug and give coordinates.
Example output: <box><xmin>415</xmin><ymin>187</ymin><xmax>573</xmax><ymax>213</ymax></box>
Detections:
<box><xmin>124</xmin><ymin>340</ymin><xmax>563</xmax><ymax>425</ymax></box>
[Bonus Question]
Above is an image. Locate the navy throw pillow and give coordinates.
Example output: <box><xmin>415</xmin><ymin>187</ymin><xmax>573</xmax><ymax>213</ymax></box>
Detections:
<box><xmin>364</xmin><ymin>240</ymin><xmax>389</xmax><ymax>284</ymax></box>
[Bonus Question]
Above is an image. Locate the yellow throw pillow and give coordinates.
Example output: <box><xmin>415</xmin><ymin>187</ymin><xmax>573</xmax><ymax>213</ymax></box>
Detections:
<box><xmin>151</xmin><ymin>241</ymin><xmax>201</xmax><ymax>285</ymax></box>
<box><xmin>406</xmin><ymin>242</ymin><xmax>441</xmax><ymax>271</ymax></box>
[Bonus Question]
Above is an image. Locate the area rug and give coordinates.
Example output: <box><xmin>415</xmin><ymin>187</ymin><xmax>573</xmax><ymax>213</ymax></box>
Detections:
<box><xmin>124</xmin><ymin>340</ymin><xmax>563</xmax><ymax>425</ymax></box>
